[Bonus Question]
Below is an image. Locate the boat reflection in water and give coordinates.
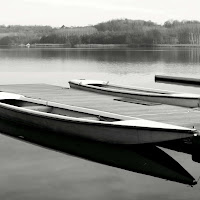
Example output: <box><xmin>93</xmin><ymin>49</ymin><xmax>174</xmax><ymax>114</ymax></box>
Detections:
<box><xmin>158</xmin><ymin>136</ymin><xmax>200</xmax><ymax>165</ymax></box>
<box><xmin>0</xmin><ymin>118</ymin><xmax>197</xmax><ymax>186</ymax></box>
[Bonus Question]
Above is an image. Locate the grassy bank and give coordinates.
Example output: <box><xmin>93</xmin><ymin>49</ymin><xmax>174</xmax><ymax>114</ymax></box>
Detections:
<box><xmin>154</xmin><ymin>44</ymin><xmax>200</xmax><ymax>47</ymax></box>
<box><xmin>74</xmin><ymin>44</ymin><xmax>129</xmax><ymax>48</ymax></box>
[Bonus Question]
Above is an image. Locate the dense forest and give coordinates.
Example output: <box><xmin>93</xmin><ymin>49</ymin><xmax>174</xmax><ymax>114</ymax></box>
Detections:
<box><xmin>1</xmin><ymin>19</ymin><xmax>200</xmax><ymax>47</ymax></box>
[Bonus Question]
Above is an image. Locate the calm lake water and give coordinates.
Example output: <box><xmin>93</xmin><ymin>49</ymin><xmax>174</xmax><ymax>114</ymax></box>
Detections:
<box><xmin>0</xmin><ymin>47</ymin><xmax>200</xmax><ymax>199</ymax></box>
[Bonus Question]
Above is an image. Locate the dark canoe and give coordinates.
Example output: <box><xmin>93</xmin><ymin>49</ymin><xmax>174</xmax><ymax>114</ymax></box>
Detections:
<box><xmin>69</xmin><ymin>79</ymin><xmax>200</xmax><ymax>108</ymax></box>
<box><xmin>0</xmin><ymin>92</ymin><xmax>197</xmax><ymax>144</ymax></box>
<box><xmin>155</xmin><ymin>75</ymin><xmax>200</xmax><ymax>87</ymax></box>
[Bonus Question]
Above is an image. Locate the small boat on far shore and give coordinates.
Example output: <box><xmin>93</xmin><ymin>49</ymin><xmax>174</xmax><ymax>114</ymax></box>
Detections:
<box><xmin>69</xmin><ymin>79</ymin><xmax>200</xmax><ymax>108</ymax></box>
<box><xmin>0</xmin><ymin>92</ymin><xmax>197</xmax><ymax>144</ymax></box>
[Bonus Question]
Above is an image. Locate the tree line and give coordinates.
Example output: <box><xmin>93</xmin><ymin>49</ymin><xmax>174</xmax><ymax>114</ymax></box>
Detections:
<box><xmin>1</xmin><ymin>19</ymin><xmax>200</xmax><ymax>46</ymax></box>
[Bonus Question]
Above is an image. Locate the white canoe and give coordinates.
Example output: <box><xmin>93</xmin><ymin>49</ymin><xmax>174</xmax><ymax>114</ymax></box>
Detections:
<box><xmin>0</xmin><ymin>92</ymin><xmax>197</xmax><ymax>144</ymax></box>
<box><xmin>69</xmin><ymin>79</ymin><xmax>200</xmax><ymax>108</ymax></box>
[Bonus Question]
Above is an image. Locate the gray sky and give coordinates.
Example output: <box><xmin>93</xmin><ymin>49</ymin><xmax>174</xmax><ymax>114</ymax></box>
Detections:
<box><xmin>1</xmin><ymin>0</ymin><xmax>200</xmax><ymax>27</ymax></box>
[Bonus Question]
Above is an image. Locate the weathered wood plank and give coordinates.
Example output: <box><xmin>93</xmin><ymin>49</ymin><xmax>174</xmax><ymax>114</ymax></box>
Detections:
<box><xmin>0</xmin><ymin>83</ymin><xmax>200</xmax><ymax>130</ymax></box>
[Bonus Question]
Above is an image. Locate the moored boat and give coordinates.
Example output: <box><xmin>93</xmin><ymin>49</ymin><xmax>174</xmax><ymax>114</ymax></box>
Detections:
<box><xmin>0</xmin><ymin>92</ymin><xmax>197</xmax><ymax>144</ymax></box>
<box><xmin>69</xmin><ymin>79</ymin><xmax>200</xmax><ymax>108</ymax></box>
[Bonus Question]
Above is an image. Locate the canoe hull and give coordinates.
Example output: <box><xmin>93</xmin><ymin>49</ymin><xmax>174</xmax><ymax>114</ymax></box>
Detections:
<box><xmin>0</xmin><ymin>103</ymin><xmax>194</xmax><ymax>144</ymax></box>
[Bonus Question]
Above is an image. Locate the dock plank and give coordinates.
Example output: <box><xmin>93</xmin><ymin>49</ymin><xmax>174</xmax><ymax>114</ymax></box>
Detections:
<box><xmin>1</xmin><ymin>83</ymin><xmax>200</xmax><ymax>130</ymax></box>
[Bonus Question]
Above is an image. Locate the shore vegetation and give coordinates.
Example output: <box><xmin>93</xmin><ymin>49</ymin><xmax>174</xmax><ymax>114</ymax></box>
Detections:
<box><xmin>1</xmin><ymin>19</ymin><xmax>200</xmax><ymax>47</ymax></box>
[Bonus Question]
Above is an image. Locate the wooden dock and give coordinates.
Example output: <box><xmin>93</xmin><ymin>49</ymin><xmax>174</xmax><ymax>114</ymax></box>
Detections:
<box><xmin>1</xmin><ymin>83</ymin><xmax>200</xmax><ymax>130</ymax></box>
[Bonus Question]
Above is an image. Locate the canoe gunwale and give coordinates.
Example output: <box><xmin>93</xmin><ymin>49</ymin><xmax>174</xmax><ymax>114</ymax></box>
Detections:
<box><xmin>0</xmin><ymin>101</ymin><xmax>195</xmax><ymax>134</ymax></box>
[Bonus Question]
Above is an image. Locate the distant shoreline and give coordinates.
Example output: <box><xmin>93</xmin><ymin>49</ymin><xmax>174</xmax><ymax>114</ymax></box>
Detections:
<box><xmin>1</xmin><ymin>43</ymin><xmax>200</xmax><ymax>48</ymax></box>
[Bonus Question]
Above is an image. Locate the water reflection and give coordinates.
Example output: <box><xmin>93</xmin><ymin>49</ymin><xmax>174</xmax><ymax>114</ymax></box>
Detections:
<box><xmin>159</xmin><ymin>137</ymin><xmax>200</xmax><ymax>164</ymax></box>
<box><xmin>1</xmin><ymin>47</ymin><xmax>200</xmax><ymax>64</ymax></box>
<box><xmin>0</xmin><ymin>118</ymin><xmax>196</xmax><ymax>186</ymax></box>
<box><xmin>1</xmin><ymin>48</ymin><xmax>200</xmax><ymax>78</ymax></box>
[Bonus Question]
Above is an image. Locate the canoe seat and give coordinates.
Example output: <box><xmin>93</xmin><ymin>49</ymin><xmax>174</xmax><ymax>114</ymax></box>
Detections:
<box><xmin>22</xmin><ymin>106</ymin><xmax>52</xmax><ymax>112</ymax></box>
<box><xmin>81</xmin><ymin>116</ymin><xmax>100</xmax><ymax>121</ymax></box>
<box><xmin>81</xmin><ymin>116</ymin><xmax>116</xmax><ymax>122</ymax></box>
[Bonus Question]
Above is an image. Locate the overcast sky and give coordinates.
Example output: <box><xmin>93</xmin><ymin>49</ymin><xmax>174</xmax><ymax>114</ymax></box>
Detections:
<box><xmin>1</xmin><ymin>0</ymin><xmax>200</xmax><ymax>27</ymax></box>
